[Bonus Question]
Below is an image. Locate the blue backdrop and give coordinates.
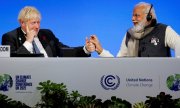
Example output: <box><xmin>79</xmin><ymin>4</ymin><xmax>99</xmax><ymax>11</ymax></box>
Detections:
<box><xmin>1</xmin><ymin>0</ymin><xmax>179</xmax><ymax>57</ymax></box>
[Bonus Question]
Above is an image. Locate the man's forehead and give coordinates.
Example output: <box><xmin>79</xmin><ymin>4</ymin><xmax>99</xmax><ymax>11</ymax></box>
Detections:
<box><xmin>133</xmin><ymin>6</ymin><xmax>146</xmax><ymax>13</ymax></box>
<box><xmin>29</xmin><ymin>18</ymin><xmax>40</xmax><ymax>22</ymax></box>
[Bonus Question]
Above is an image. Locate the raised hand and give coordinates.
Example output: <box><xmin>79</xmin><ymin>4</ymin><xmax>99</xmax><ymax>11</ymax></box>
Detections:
<box><xmin>90</xmin><ymin>35</ymin><xmax>103</xmax><ymax>54</ymax></box>
<box><xmin>85</xmin><ymin>37</ymin><xmax>96</xmax><ymax>53</ymax></box>
<box><xmin>25</xmin><ymin>21</ymin><xmax>37</xmax><ymax>43</ymax></box>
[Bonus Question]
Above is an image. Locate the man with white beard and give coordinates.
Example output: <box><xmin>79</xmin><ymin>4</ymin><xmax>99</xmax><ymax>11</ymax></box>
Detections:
<box><xmin>89</xmin><ymin>2</ymin><xmax>180</xmax><ymax>57</ymax></box>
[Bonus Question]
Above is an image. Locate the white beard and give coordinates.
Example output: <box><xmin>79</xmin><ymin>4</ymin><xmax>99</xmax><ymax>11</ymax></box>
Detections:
<box><xmin>132</xmin><ymin>20</ymin><xmax>146</xmax><ymax>33</ymax></box>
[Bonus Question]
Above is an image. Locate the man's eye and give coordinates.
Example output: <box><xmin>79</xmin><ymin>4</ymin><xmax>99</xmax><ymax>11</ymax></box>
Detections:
<box><xmin>31</xmin><ymin>22</ymin><xmax>37</xmax><ymax>25</ymax></box>
<box><xmin>134</xmin><ymin>14</ymin><xmax>140</xmax><ymax>17</ymax></box>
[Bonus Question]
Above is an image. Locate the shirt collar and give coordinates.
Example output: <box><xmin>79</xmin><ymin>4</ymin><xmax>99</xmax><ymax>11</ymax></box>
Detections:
<box><xmin>21</xmin><ymin>28</ymin><xmax>26</xmax><ymax>35</ymax></box>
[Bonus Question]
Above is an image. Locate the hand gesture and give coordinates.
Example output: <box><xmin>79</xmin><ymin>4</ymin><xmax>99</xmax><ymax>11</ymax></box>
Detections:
<box><xmin>85</xmin><ymin>37</ymin><xmax>96</xmax><ymax>53</ymax></box>
<box><xmin>90</xmin><ymin>35</ymin><xmax>103</xmax><ymax>54</ymax></box>
<box><xmin>25</xmin><ymin>21</ymin><xmax>37</xmax><ymax>43</ymax></box>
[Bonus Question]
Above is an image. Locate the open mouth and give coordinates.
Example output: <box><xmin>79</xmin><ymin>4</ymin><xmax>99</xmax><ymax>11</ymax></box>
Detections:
<box><xmin>133</xmin><ymin>21</ymin><xmax>138</xmax><ymax>25</ymax></box>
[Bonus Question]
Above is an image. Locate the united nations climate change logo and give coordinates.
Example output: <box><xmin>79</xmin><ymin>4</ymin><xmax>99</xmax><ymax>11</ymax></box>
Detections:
<box><xmin>101</xmin><ymin>75</ymin><xmax>120</xmax><ymax>90</ymax></box>
<box><xmin>166</xmin><ymin>74</ymin><xmax>180</xmax><ymax>91</ymax></box>
<box><xmin>0</xmin><ymin>74</ymin><xmax>13</xmax><ymax>91</ymax></box>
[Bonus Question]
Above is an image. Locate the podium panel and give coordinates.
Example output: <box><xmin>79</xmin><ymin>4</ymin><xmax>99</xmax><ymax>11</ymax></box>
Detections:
<box><xmin>0</xmin><ymin>58</ymin><xmax>180</xmax><ymax>107</ymax></box>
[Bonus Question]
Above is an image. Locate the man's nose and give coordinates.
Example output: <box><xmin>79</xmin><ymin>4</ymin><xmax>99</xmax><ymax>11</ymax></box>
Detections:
<box><xmin>34</xmin><ymin>23</ymin><xmax>40</xmax><ymax>28</ymax></box>
<box><xmin>132</xmin><ymin>16</ymin><xmax>136</xmax><ymax>21</ymax></box>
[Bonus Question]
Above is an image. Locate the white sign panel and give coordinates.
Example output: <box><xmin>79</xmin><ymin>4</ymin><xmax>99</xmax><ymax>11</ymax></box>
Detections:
<box><xmin>0</xmin><ymin>58</ymin><xmax>180</xmax><ymax>107</ymax></box>
<box><xmin>0</xmin><ymin>45</ymin><xmax>10</xmax><ymax>57</ymax></box>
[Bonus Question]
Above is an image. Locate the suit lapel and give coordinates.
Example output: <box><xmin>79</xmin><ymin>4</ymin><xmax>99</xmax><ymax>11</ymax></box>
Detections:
<box><xmin>17</xmin><ymin>27</ymin><xmax>26</xmax><ymax>46</ymax></box>
<box><xmin>38</xmin><ymin>31</ymin><xmax>53</xmax><ymax>57</ymax></box>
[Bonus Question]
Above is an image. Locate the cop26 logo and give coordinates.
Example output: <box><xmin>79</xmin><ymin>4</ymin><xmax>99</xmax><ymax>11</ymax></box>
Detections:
<box><xmin>0</xmin><ymin>74</ymin><xmax>13</xmax><ymax>91</ymax></box>
<box><xmin>101</xmin><ymin>75</ymin><xmax>120</xmax><ymax>90</ymax></box>
<box><xmin>166</xmin><ymin>74</ymin><xmax>180</xmax><ymax>91</ymax></box>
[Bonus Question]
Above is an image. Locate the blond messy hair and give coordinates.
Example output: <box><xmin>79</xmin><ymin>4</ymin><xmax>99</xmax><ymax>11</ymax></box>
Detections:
<box><xmin>18</xmin><ymin>6</ymin><xmax>41</xmax><ymax>22</ymax></box>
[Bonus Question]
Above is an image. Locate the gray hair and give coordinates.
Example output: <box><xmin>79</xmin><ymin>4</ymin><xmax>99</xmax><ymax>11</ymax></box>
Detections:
<box><xmin>135</xmin><ymin>2</ymin><xmax>157</xmax><ymax>20</ymax></box>
<box><xmin>18</xmin><ymin>6</ymin><xmax>41</xmax><ymax>22</ymax></box>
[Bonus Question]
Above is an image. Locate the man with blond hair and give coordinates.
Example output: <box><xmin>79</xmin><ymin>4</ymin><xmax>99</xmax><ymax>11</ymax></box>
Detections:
<box><xmin>2</xmin><ymin>6</ymin><xmax>95</xmax><ymax>57</ymax></box>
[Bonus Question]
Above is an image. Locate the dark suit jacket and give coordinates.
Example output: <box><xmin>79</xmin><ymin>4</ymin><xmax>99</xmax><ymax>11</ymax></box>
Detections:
<box><xmin>2</xmin><ymin>27</ymin><xmax>90</xmax><ymax>57</ymax></box>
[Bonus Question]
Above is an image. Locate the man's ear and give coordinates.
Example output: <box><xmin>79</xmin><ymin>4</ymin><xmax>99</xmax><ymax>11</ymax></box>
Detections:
<box><xmin>19</xmin><ymin>20</ymin><xmax>27</xmax><ymax>33</ymax></box>
<box><xmin>19</xmin><ymin>20</ymin><xmax>25</xmax><ymax>26</ymax></box>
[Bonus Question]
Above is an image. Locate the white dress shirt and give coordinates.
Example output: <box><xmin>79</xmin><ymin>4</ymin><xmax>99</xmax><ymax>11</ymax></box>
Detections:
<box><xmin>23</xmin><ymin>37</ymin><xmax>48</xmax><ymax>58</ymax></box>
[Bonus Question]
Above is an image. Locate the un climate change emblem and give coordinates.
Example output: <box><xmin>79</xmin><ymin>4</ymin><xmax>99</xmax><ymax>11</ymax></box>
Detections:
<box><xmin>167</xmin><ymin>74</ymin><xmax>180</xmax><ymax>91</ymax></box>
<box><xmin>0</xmin><ymin>74</ymin><xmax>13</xmax><ymax>91</ymax></box>
<box><xmin>101</xmin><ymin>75</ymin><xmax>120</xmax><ymax>90</ymax></box>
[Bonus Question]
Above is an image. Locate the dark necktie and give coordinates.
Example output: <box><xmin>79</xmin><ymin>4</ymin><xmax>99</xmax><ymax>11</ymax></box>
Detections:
<box><xmin>32</xmin><ymin>40</ymin><xmax>40</xmax><ymax>54</ymax></box>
